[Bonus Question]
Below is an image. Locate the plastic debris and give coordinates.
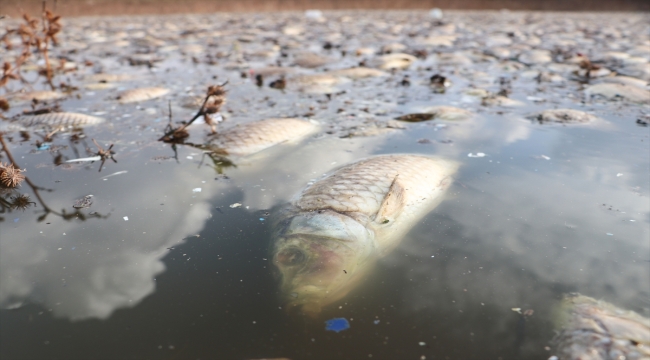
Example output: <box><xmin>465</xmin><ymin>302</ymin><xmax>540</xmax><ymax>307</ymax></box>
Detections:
<box><xmin>192</xmin><ymin>188</ymin><xmax>202</xmax><ymax>193</ymax></box>
<box><xmin>37</xmin><ymin>143</ymin><xmax>52</xmax><ymax>151</ymax></box>
<box><xmin>467</xmin><ymin>152</ymin><xmax>486</xmax><ymax>158</ymax></box>
<box><xmin>616</xmin><ymin>173</ymin><xmax>623</xmax><ymax>177</ymax></box>
<box><xmin>541</xmin><ymin>155</ymin><xmax>551</xmax><ymax>160</ymax></box>
<box><xmin>606</xmin><ymin>233</ymin><xmax>613</xmax><ymax>236</ymax></box>
<box><xmin>66</xmin><ymin>156</ymin><xmax>101</xmax><ymax>163</ymax></box>
<box><xmin>123</xmin><ymin>216</ymin><xmax>129</xmax><ymax>221</ymax></box>
<box><xmin>230</xmin><ymin>203</ymin><xmax>242</xmax><ymax>208</ymax></box>
<box><xmin>419</xmin><ymin>342</ymin><xmax>426</xmax><ymax>346</ymax></box>
<box><xmin>325</xmin><ymin>318</ymin><xmax>350</xmax><ymax>333</ymax></box>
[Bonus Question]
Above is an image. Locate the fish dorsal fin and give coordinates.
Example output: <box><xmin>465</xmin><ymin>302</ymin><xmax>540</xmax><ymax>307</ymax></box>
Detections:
<box><xmin>375</xmin><ymin>175</ymin><xmax>405</xmax><ymax>225</ymax></box>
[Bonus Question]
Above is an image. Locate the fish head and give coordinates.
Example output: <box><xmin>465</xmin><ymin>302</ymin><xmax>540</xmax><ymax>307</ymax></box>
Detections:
<box><xmin>271</xmin><ymin>209</ymin><xmax>377</xmax><ymax>316</ymax></box>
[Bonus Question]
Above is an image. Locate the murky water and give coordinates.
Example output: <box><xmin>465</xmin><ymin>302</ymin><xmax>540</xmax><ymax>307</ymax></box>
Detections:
<box><xmin>1</xmin><ymin>10</ymin><xmax>649</xmax><ymax>360</ymax></box>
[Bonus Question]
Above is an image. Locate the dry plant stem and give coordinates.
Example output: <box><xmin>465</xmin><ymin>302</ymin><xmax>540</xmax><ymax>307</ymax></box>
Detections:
<box><xmin>158</xmin><ymin>81</ymin><xmax>227</xmax><ymax>141</ymax></box>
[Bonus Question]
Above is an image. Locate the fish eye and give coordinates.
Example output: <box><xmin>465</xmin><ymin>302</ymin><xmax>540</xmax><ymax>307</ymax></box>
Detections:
<box><xmin>276</xmin><ymin>248</ymin><xmax>307</xmax><ymax>266</ymax></box>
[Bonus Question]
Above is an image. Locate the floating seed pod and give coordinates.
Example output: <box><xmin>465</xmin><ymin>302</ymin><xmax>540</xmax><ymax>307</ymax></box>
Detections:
<box><xmin>0</xmin><ymin>162</ymin><xmax>25</xmax><ymax>188</ymax></box>
<box><xmin>117</xmin><ymin>87</ymin><xmax>170</xmax><ymax>104</ymax></box>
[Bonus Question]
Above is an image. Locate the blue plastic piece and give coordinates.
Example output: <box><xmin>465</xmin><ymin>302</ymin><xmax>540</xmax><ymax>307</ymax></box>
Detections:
<box><xmin>325</xmin><ymin>317</ymin><xmax>350</xmax><ymax>333</ymax></box>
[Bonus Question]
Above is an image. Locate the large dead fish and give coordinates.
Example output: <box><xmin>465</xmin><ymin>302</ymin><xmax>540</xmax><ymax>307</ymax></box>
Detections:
<box><xmin>271</xmin><ymin>154</ymin><xmax>459</xmax><ymax>315</ymax></box>
<box><xmin>552</xmin><ymin>293</ymin><xmax>650</xmax><ymax>360</ymax></box>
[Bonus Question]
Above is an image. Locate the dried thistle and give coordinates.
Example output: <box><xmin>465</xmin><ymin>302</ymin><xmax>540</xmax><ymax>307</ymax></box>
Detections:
<box><xmin>0</xmin><ymin>162</ymin><xmax>26</xmax><ymax>188</ymax></box>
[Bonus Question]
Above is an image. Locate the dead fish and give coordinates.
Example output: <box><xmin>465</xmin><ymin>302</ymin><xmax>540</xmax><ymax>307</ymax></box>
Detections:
<box><xmin>421</xmin><ymin>106</ymin><xmax>474</xmax><ymax>121</ymax></box>
<box><xmin>552</xmin><ymin>293</ymin><xmax>650</xmax><ymax>360</ymax></box>
<box><xmin>11</xmin><ymin>91</ymin><xmax>66</xmax><ymax>103</ymax></box>
<box><xmin>14</xmin><ymin>112</ymin><xmax>104</xmax><ymax>129</ymax></box>
<box><xmin>293</xmin><ymin>52</ymin><xmax>331</xmax><ymax>68</ymax></box>
<box><xmin>598</xmin><ymin>76</ymin><xmax>649</xmax><ymax>89</ymax></box>
<box><xmin>271</xmin><ymin>155</ymin><xmax>459</xmax><ymax>316</ymax></box>
<box><xmin>117</xmin><ymin>87</ymin><xmax>170</xmax><ymax>104</ymax></box>
<box><xmin>376</xmin><ymin>53</ymin><xmax>417</xmax><ymax>70</ymax></box>
<box><xmin>326</xmin><ymin>67</ymin><xmax>388</xmax><ymax>79</ymax></box>
<box><xmin>518</xmin><ymin>50</ymin><xmax>552</xmax><ymax>65</ymax></box>
<box><xmin>528</xmin><ymin>109</ymin><xmax>599</xmax><ymax>124</ymax></box>
<box><xmin>585</xmin><ymin>83</ymin><xmax>650</xmax><ymax>104</ymax></box>
<box><xmin>85</xmin><ymin>74</ymin><xmax>131</xmax><ymax>83</ymax></box>
<box><xmin>395</xmin><ymin>113</ymin><xmax>435</xmax><ymax>122</ymax></box>
<box><xmin>210</xmin><ymin>118</ymin><xmax>318</xmax><ymax>157</ymax></box>
<box><xmin>396</xmin><ymin>106</ymin><xmax>473</xmax><ymax>122</ymax></box>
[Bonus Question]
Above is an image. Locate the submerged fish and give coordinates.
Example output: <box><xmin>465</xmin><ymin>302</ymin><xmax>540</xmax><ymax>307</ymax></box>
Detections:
<box><xmin>271</xmin><ymin>155</ymin><xmax>458</xmax><ymax>315</ymax></box>
<box><xmin>552</xmin><ymin>293</ymin><xmax>650</xmax><ymax>360</ymax></box>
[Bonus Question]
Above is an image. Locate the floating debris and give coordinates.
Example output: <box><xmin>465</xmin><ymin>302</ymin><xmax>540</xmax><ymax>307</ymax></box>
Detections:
<box><xmin>66</xmin><ymin>156</ymin><xmax>102</xmax><ymax>162</ymax></box>
<box><xmin>73</xmin><ymin>195</ymin><xmax>93</xmax><ymax>209</ymax></box>
<box><xmin>468</xmin><ymin>153</ymin><xmax>486</xmax><ymax>158</ymax></box>
<box><xmin>230</xmin><ymin>203</ymin><xmax>242</xmax><ymax>208</ymax></box>
<box><xmin>325</xmin><ymin>318</ymin><xmax>350</xmax><ymax>333</ymax></box>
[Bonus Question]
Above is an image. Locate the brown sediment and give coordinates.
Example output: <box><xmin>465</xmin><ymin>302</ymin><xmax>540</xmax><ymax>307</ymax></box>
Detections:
<box><xmin>3</xmin><ymin>0</ymin><xmax>648</xmax><ymax>17</ymax></box>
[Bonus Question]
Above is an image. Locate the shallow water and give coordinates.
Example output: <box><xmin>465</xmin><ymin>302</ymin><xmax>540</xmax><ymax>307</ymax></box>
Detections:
<box><xmin>1</xmin><ymin>10</ymin><xmax>649</xmax><ymax>360</ymax></box>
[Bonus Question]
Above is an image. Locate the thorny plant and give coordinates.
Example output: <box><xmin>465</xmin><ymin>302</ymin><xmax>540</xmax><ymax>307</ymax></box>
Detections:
<box><xmin>0</xmin><ymin>133</ymin><xmax>109</xmax><ymax>222</ymax></box>
<box><xmin>159</xmin><ymin>82</ymin><xmax>228</xmax><ymax>142</ymax></box>
<box><xmin>0</xmin><ymin>0</ymin><xmax>63</xmax><ymax>91</ymax></box>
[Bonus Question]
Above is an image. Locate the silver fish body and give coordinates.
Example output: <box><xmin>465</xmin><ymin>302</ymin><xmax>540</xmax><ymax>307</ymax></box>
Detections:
<box><xmin>271</xmin><ymin>154</ymin><xmax>459</xmax><ymax>315</ymax></box>
<box><xmin>552</xmin><ymin>294</ymin><xmax>650</xmax><ymax>360</ymax></box>
<box><xmin>212</xmin><ymin>118</ymin><xmax>318</xmax><ymax>157</ymax></box>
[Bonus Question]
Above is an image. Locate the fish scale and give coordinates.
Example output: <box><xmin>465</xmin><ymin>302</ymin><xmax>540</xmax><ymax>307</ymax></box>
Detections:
<box><xmin>214</xmin><ymin>118</ymin><xmax>318</xmax><ymax>156</ymax></box>
<box><xmin>296</xmin><ymin>155</ymin><xmax>457</xmax><ymax>224</ymax></box>
<box><xmin>16</xmin><ymin>112</ymin><xmax>104</xmax><ymax>129</ymax></box>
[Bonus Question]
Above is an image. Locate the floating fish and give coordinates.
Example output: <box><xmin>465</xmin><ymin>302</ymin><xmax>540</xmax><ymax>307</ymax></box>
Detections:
<box><xmin>271</xmin><ymin>155</ymin><xmax>458</xmax><ymax>315</ymax></box>
<box><xmin>376</xmin><ymin>53</ymin><xmax>417</xmax><ymax>70</ymax></box>
<box><xmin>585</xmin><ymin>83</ymin><xmax>650</xmax><ymax>104</ymax></box>
<box><xmin>14</xmin><ymin>112</ymin><xmax>104</xmax><ymax>129</ymax></box>
<box><xmin>11</xmin><ymin>91</ymin><xmax>66</xmax><ymax>103</ymax></box>
<box><xmin>210</xmin><ymin>118</ymin><xmax>319</xmax><ymax>157</ymax></box>
<box><xmin>528</xmin><ymin>109</ymin><xmax>599</xmax><ymax>124</ymax></box>
<box><xmin>117</xmin><ymin>87</ymin><xmax>170</xmax><ymax>104</ymax></box>
<box><xmin>326</xmin><ymin>67</ymin><xmax>388</xmax><ymax>79</ymax></box>
<box><xmin>552</xmin><ymin>293</ymin><xmax>650</xmax><ymax>359</ymax></box>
